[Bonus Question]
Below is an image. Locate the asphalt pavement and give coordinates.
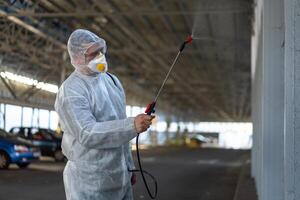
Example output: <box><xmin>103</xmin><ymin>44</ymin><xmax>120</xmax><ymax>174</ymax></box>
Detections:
<box><xmin>0</xmin><ymin>147</ymin><xmax>249</xmax><ymax>200</ymax></box>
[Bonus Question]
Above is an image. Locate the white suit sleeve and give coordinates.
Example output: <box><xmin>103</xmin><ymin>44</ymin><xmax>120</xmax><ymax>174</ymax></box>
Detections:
<box><xmin>126</xmin><ymin>142</ymin><xmax>136</xmax><ymax>170</ymax></box>
<box><xmin>56</xmin><ymin>87</ymin><xmax>137</xmax><ymax>149</ymax></box>
<box><xmin>112</xmin><ymin>74</ymin><xmax>136</xmax><ymax>169</ymax></box>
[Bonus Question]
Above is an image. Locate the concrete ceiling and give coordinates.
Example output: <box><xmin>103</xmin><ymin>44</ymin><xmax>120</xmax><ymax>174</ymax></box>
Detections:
<box><xmin>0</xmin><ymin>0</ymin><xmax>253</xmax><ymax>122</ymax></box>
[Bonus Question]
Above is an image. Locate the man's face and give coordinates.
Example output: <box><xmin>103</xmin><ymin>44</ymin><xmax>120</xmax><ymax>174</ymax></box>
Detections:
<box><xmin>84</xmin><ymin>43</ymin><xmax>105</xmax><ymax>64</ymax></box>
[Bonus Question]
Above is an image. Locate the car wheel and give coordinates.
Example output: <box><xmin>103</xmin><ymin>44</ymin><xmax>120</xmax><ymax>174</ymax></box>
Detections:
<box><xmin>54</xmin><ymin>150</ymin><xmax>64</xmax><ymax>162</ymax></box>
<box><xmin>0</xmin><ymin>151</ymin><xmax>10</xmax><ymax>169</ymax></box>
<box><xmin>17</xmin><ymin>163</ymin><xmax>30</xmax><ymax>168</ymax></box>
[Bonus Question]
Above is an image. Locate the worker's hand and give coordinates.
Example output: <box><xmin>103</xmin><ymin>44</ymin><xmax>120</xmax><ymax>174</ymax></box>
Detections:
<box><xmin>131</xmin><ymin>172</ymin><xmax>137</xmax><ymax>185</ymax></box>
<box><xmin>134</xmin><ymin>114</ymin><xmax>155</xmax><ymax>134</ymax></box>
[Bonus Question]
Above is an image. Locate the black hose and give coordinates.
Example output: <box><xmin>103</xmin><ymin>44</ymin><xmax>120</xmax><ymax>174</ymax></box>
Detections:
<box><xmin>128</xmin><ymin>133</ymin><xmax>158</xmax><ymax>199</ymax></box>
<box><xmin>128</xmin><ymin>36</ymin><xmax>191</xmax><ymax>199</ymax></box>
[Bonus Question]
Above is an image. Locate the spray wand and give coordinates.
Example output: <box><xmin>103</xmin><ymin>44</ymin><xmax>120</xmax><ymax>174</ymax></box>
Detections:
<box><xmin>132</xmin><ymin>35</ymin><xmax>193</xmax><ymax>199</ymax></box>
<box><xmin>145</xmin><ymin>35</ymin><xmax>193</xmax><ymax>115</ymax></box>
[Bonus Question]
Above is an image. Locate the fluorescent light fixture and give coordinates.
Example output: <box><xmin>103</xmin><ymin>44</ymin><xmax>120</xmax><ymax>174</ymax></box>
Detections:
<box><xmin>0</xmin><ymin>71</ymin><xmax>58</xmax><ymax>93</ymax></box>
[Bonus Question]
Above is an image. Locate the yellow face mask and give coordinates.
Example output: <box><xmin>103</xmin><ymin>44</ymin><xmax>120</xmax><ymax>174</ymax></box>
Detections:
<box><xmin>87</xmin><ymin>52</ymin><xmax>108</xmax><ymax>73</ymax></box>
<box><xmin>96</xmin><ymin>63</ymin><xmax>106</xmax><ymax>72</ymax></box>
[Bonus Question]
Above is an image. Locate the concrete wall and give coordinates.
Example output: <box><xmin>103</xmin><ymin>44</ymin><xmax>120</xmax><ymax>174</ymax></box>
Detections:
<box><xmin>284</xmin><ymin>0</ymin><xmax>300</xmax><ymax>199</ymax></box>
<box><xmin>252</xmin><ymin>0</ymin><xmax>300</xmax><ymax>199</ymax></box>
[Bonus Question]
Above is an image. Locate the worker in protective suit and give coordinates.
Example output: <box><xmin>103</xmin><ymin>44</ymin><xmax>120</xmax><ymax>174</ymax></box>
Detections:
<box><xmin>55</xmin><ymin>29</ymin><xmax>154</xmax><ymax>200</ymax></box>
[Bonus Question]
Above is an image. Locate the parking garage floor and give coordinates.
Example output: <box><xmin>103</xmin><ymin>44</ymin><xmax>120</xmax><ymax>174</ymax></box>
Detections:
<box><xmin>0</xmin><ymin>148</ymin><xmax>255</xmax><ymax>200</ymax></box>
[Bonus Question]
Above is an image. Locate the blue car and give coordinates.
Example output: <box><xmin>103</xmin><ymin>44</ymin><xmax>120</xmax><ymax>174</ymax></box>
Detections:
<box><xmin>0</xmin><ymin>129</ymin><xmax>40</xmax><ymax>169</ymax></box>
<box><xmin>10</xmin><ymin>127</ymin><xmax>64</xmax><ymax>162</ymax></box>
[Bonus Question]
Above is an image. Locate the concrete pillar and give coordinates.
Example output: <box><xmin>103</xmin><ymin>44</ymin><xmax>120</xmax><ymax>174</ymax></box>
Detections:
<box><xmin>21</xmin><ymin>107</ymin><xmax>23</xmax><ymax>127</ymax></box>
<box><xmin>30</xmin><ymin>107</ymin><xmax>34</xmax><ymax>127</ymax></box>
<box><xmin>251</xmin><ymin>28</ymin><xmax>263</xmax><ymax>198</ymax></box>
<box><xmin>252</xmin><ymin>1</ymin><xmax>300</xmax><ymax>200</ymax></box>
<box><xmin>261</xmin><ymin>0</ymin><xmax>285</xmax><ymax>199</ymax></box>
<box><xmin>3</xmin><ymin>104</ymin><xmax>6</xmax><ymax>131</ymax></box>
<box><xmin>165</xmin><ymin>119</ymin><xmax>171</xmax><ymax>145</ymax></box>
<box><xmin>251</xmin><ymin>1</ymin><xmax>263</xmax><ymax>197</ymax></box>
<box><xmin>60</xmin><ymin>66</ymin><xmax>66</xmax><ymax>86</ymax></box>
<box><xmin>252</xmin><ymin>0</ymin><xmax>285</xmax><ymax>199</ymax></box>
<box><xmin>48</xmin><ymin>110</ymin><xmax>51</xmax><ymax>129</ymax></box>
<box><xmin>60</xmin><ymin>52</ymin><xmax>67</xmax><ymax>85</ymax></box>
<box><xmin>284</xmin><ymin>0</ymin><xmax>300</xmax><ymax>199</ymax></box>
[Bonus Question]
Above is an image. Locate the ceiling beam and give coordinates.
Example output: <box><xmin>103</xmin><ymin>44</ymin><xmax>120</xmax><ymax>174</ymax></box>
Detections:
<box><xmin>2</xmin><ymin>9</ymin><xmax>252</xmax><ymax>18</ymax></box>
<box><xmin>0</xmin><ymin>10</ymin><xmax>67</xmax><ymax>50</ymax></box>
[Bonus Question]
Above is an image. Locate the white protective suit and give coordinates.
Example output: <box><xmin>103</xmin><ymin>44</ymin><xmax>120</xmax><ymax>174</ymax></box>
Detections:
<box><xmin>55</xmin><ymin>29</ymin><xmax>136</xmax><ymax>200</ymax></box>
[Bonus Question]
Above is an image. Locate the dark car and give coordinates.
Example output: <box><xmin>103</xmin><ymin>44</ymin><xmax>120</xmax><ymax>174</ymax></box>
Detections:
<box><xmin>0</xmin><ymin>129</ymin><xmax>40</xmax><ymax>169</ymax></box>
<box><xmin>9</xmin><ymin>127</ymin><xmax>64</xmax><ymax>162</ymax></box>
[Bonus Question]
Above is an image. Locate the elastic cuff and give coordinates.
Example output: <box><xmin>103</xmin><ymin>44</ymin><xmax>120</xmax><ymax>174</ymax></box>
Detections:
<box><xmin>125</xmin><ymin>117</ymin><xmax>138</xmax><ymax>136</ymax></box>
<box><xmin>126</xmin><ymin>117</ymin><xmax>137</xmax><ymax>134</ymax></box>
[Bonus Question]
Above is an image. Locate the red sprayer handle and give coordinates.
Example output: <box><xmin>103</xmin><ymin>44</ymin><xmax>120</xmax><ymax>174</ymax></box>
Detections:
<box><xmin>185</xmin><ymin>35</ymin><xmax>193</xmax><ymax>44</ymax></box>
<box><xmin>145</xmin><ymin>101</ymin><xmax>156</xmax><ymax>115</ymax></box>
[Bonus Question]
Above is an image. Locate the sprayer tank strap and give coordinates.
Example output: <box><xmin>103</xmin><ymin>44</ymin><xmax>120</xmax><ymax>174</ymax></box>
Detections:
<box><xmin>106</xmin><ymin>72</ymin><xmax>118</xmax><ymax>87</ymax></box>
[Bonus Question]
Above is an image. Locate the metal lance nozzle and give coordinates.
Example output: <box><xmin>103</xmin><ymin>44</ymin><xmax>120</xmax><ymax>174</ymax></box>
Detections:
<box><xmin>179</xmin><ymin>35</ymin><xmax>193</xmax><ymax>52</ymax></box>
